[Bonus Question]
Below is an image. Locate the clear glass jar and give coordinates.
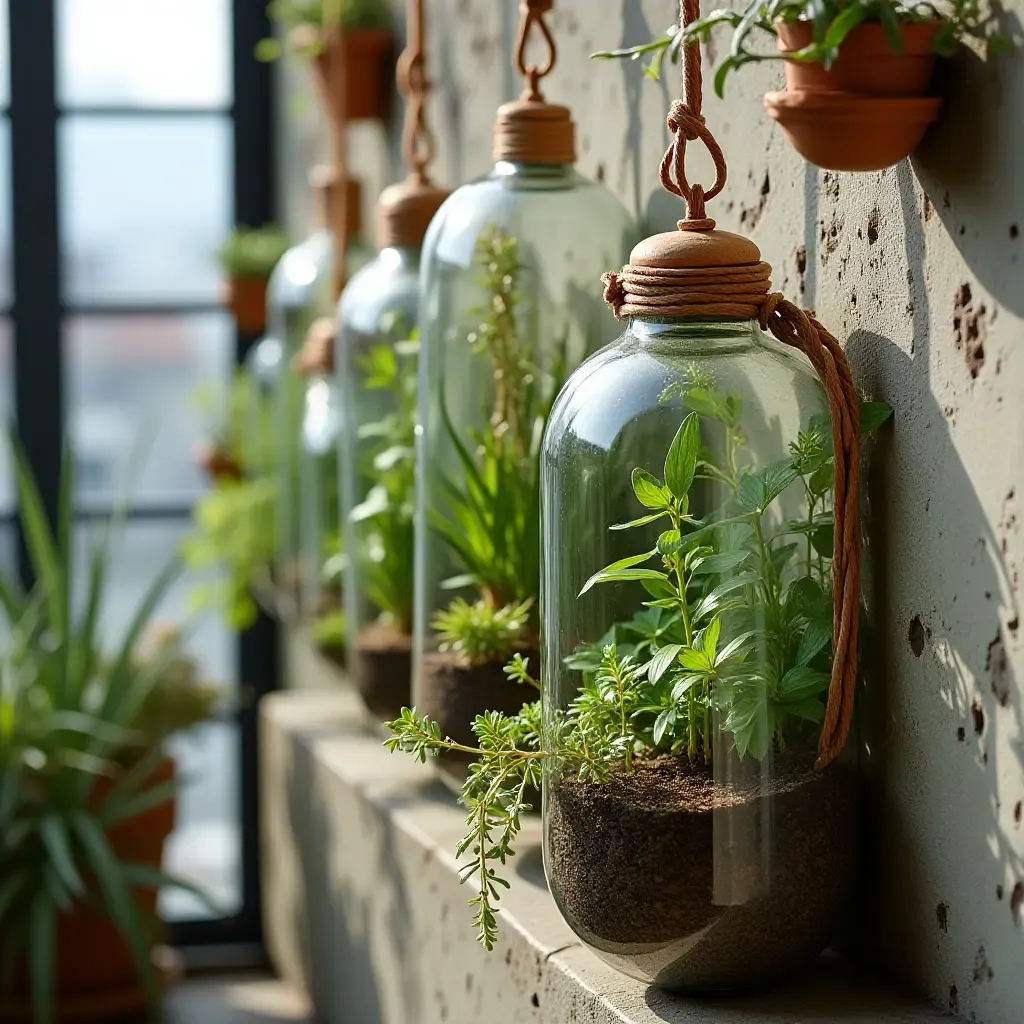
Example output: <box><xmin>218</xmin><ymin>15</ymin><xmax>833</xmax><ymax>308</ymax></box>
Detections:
<box><xmin>268</xmin><ymin>224</ymin><xmax>335</xmax><ymax>616</ymax></box>
<box><xmin>243</xmin><ymin>334</ymin><xmax>283</xmax><ymax>481</ymax></box>
<box><xmin>337</xmin><ymin>246</ymin><xmax>420</xmax><ymax>719</ymax></box>
<box><xmin>298</xmin><ymin>358</ymin><xmax>344</xmax><ymax>629</ymax></box>
<box><xmin>414</xmin><ymin>161</ymin><xmax>635</xmax><ymax>780</ymax></box>
<box><xmin>540</xmin><ymin>317</ymin><xmax>858</xmax><ymax>991</ymax></box>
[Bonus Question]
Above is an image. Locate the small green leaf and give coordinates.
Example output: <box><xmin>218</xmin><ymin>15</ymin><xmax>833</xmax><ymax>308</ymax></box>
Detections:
<box><xmin>653</xmin><ymin>709</ymin><xmax>675</xmax><ymax>746</ymax></box>
<box><xmin>648</xmin><ymin>644</ymin><xmax>685</xmax><ymax>684</ymax></box>
<box><xmin>579</xmin><ymin>551</ymin><xmax>656</xmax><ymax>596</ymax></box>
<box><xmin>690</xmin><ymin>550</ymin><xmax>751</xmax><ymax>576</ymax></box>
<box><xmin>664</xmin><ymin>413</ymin><xmax>701</xmax><ymax>499</ymax></box>
<box><xmin>738</xmin><ymin>459</ymin><xmax>800</xmax><ymax>513</ymax></box>
<box><xmin>717</xmin><ymin>630</ymin><xmax>758</xmax><ymax>664</ymax></box>
<box><xmin>811</xmin><ymin>524</ymin><xmax>835</xmax><ymax>558</ymax></box>
<box><xmin>631</xmin><ymin>468</ymin><xmax>671</xmax><ymax>510</ymax></box>
<box><xmin>692</xmin><ymin>572</ymin><xmax>758</xmax><ymax>621</ymax></box>
<box><xmin>860</xmin><ymin>401</ymin><xmax>894</xmax><ymax>433</ymax></box>
<box><xmin>680</xmin><ymin>647</ymin><xmax>713</xmax><ymax>673</ymax></box>
<box><xmin>657</xmin><ymin>529</ymin><xmax>683</xmax><ymax>555</ymax></box>
<box><xmin>579</xmin><ymin>567</ymin><xmax>669</xmax><ymax>598</ymax></box>
<box><xmin>796</xmin><ymin>616</ymin><xmax>832</xmax><ymax>666</ymax></box>
<box><xmin>671</xmin><ymin>674</ymin><xmax>703</xmax><ymax>701</ymax></box>
<box><xmin>700</xmin><ymin>617</ymin><xmax>721</xmax><ymax>663</ymax></box>
<box><xmin>610</xmin><ymin>510</ymin><xmax>669</xmax><ymax>531</ymax></box>
<box><xmin>778</xmin><ymin>666</ymin><xmax>830</xmax><ymax>702</ymax></box>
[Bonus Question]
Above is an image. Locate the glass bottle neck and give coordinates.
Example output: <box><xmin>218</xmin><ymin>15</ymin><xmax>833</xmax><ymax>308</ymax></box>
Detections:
<box><xmin>491</xmin><ymin>160</ymin><xmax>577</xmax><ymax>189</ymax></box>
<box><xmin>630</xmin><ymin>317</ymin><xmax>759</xmax><ymax>354</ymax></box>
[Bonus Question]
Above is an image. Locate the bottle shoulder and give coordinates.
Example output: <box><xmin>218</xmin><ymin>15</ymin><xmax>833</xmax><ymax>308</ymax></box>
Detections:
<box><xmin>338</xmin><ymin>252</ymin><xmax>420</xmax><ymax>335</ymax></box>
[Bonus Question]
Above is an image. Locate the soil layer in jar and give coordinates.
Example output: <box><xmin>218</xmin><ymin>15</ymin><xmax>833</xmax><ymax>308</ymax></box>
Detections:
<box><xmin>418</xmin><ymin>649</ymin><xmax>537</xmax><ymax>788</ymax></box>
<box><xmin>354</xmin><ymin>622</ymin><xmax>412</xmax><ymax>721</ymax></box>
<box><xmin>547</xmin><ymin>752</ymin><xmax>858</xmax><ymax>991</ymax></box>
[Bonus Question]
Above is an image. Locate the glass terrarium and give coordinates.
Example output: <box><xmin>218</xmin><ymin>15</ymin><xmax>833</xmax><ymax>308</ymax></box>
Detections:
<box><xmin>539</xmin><ymin>311</ymin><xmax>859</xmax><ymax>990</ymax></box>
<box><xmin>337</xmin><ymin>179</ymin><xmax>448</xmax><ymax>719</ymax></box>
<box><xmin>414</xmin><ymin>126</ymin><xmax>635</xmax><ymax>781</ymax></box>
<box><xmin>242</xmin><ymin>333</ymin><xmax>283</xmax><ymax>481</ymax></box>
<box><xmin>269</xmin><ymin>169</ymin><xmax>366</xmax><ymax>615</ymax></box>
<box><xmin>296</xmin><ymin>320</ymin><xmax>344</xmax><ymax>638</ymax></box>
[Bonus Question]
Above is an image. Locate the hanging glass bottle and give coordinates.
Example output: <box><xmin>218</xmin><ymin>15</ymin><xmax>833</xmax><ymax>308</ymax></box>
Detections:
<box><xmin>412</xmin><ymin>0</ymin><xmax>635</xmax><ymax>782</ymax></box>
<box><xmin>269</xmin><ymin>168</ymin><xmax>364</xmax><ymax>617</ymax></box>
<box><xmin>539</xmin><ymin>7</ymin><xmax>866</xmax><ymax>991</ymax></box>
<box><xmin>296</xmin><ymin>319</ymin><xmax>345</xmax><ymax>647</ymax></box>
<box><xmin>337</xmin><ymin>0</ymin><xmax>449</xmax><ymax>720</ymax></box>
<box><xmin>243</xmin><ymin>333</ymin><xmax>283</xmax><ymax>482</ymax></box>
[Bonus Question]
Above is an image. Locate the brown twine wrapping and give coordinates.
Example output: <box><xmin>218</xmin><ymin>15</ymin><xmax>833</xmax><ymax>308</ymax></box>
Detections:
<box><xmin>595</xmin><ymin>0</ymin><xmax>863</xmax><ymax>771</ymax></box>
<box><xmin>493</xmin><ymin>0</ymin><xmax>575</xmax><ymax>165</ymax></box>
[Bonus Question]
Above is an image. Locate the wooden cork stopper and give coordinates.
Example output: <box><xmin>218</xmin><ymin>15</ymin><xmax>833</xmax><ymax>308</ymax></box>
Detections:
<box><xmin>378</xmin><ymin>178</ymin><xmax>450</xmax><ymax>250</ymax></box>
<box><xmin>493</xmin><ymin>99</ymin><xmax>576</xmax><ymax>165</ymax></box>
<box><xmin>310</xmin><ymin>166</ymin><xmax>363</xmax><ymax>243</ymax></box>
<box><xmin>630</xmin><ymin>229</ymin><xmax>762</xmax><ymax>270</ymax></box>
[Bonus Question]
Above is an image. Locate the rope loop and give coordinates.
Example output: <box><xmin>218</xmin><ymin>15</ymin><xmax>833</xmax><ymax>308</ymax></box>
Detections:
<box><xmin>660</xmin><ymin>99</ymin><xmax>728</xmax><ymax>225</ymax></box>
<box><xmin>516</xmin><ymin>0</ymin><xmax>557</xmax><ymax>101</ymax></box>
<box><xmin>397</xmin><ymin>0</ymin><xmax>437</xmax><ymax>184</ymax></box>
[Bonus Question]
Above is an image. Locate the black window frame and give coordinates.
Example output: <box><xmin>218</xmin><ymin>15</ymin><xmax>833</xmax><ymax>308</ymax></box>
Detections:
<box><xmin>9</xmin><ymin>0</ymin><xmax>279</xmax><ymax>950</ymax></box>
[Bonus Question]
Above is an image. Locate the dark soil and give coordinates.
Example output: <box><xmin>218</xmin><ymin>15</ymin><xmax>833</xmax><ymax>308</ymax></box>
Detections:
<box><xmin>418</xmin><ymin>649</ymin><xmax>537</xmax><ymax>787</ymax></box>
<box><xmin>547</xmin><ymin>753</ymin><xmax>858</xmax><ymax>991</ymax></box>
<box><xmin>354</xmin><ymin>623</ymin><xmax>412</xmax><ymax>720</ymax></box>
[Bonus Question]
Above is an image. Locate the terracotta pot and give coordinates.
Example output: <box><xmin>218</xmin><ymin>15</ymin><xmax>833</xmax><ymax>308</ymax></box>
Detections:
<box><xmin>197</xmin><ymin>441</ymin><xmax>243</xmax><ymax>483</ymax></box>
<box><xmin>777</xmin><ymin>20</ymin><xmax>942</xmax><ymax>97</ymax></box>
<box><xmin>223</xmin><ymin>276</ymin><xmax>268</xmax><ymax>335</ymax></box>
<box><xmin>764</xmin><ymin>89</ymin><xmax>942</xmax><ymax>171</ymax></box>
<box><xmin>310</xmin><ymin>29</ymin><xmax>394</xmax><ymax>125</ymax></box>
<box><xmin>5</xmin><ymin>760</ymin><xmax>177</xmax><ymax>1020</ymax></box>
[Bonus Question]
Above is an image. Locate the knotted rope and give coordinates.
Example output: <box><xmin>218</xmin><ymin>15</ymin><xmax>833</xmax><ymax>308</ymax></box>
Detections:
<box><xmin>516</xmin><ymin>0</ymin><xmax>557</xmax><ymax>102</ymax></box>
<box><xmin>396</xmin><ymin>0</ymin><xmax>436</xmax><ymax>185</ymax></box>
<box><xmin>602</xmin><ymin>0</ymin><xmax>862</xmax><ymax>771</ymax></box>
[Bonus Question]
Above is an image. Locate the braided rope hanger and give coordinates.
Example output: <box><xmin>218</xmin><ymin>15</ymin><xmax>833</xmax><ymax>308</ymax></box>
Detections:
<box><xmin>603</xmin><ymin>0</ymin><xmax>862</xmax><ymax>771</ymax></box>
<box><xmin>516</xmin><ymin>0</ymin><xmax>557</xmax><ymax>101</ymax></box>
<box><xmin>396</xmin><ymin>0</ymin><xmax>437</xmax><ymax>184</ymax></box>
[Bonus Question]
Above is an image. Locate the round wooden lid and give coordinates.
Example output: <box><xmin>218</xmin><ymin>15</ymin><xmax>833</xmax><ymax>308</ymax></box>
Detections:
<box><xmin>629</xmin><ymin>229</ymin><xmax>762</xmax><ymax>270</ymax></box>
<box><xmin>378</xmin><ymin>178</ymin><xmax>450</xmax><ymax>249</ymax></box>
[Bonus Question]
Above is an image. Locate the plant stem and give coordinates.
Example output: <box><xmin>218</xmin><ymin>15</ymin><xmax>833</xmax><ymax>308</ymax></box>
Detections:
<box><xmin>669</xmin><ymin>504</ymin><xmax>694</xmax><ymax>647</ymax></box>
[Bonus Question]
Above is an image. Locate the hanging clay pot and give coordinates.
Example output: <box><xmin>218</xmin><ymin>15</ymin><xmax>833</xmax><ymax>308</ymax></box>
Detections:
<box><xmin>196</xmin><ymin>441</ymin><xmax>242</xmax><ymax>484</ymax></box>
<box><xmin>223</xmin><ymin>276</ymin><xmax>269</xmax><ymax>336</ymax></box>
<box><xmin>764</xmin><ymin>20</ymin><xmax>943</xmax><ymax>171</ymax></box>
<box><xmin>308</xmin><ymin>28</ymin><xmax>394</xmax><ymax>126</ymax></box>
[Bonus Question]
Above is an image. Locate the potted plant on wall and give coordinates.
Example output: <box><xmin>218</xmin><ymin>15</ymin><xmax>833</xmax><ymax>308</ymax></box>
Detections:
<box><xmin>219</xmin><ymin>226</ymin><xmax>290</xmax><ymax>336</ymax></box>
<box><xmin>0</xmin><ymin>446</ymin><xmax>219</xmax><ymax>1023</ymax></box>
<box><xmin>593</xmin><ymin>0</ymin><xmax>1010</xmax><ymax>171</ymax></box>
<box><xmin>390</xmin><ymin>375</ymin><xmax>891</xmax><ymax>984</ymax></box>
<box><xmin>257</xmin><ymin>0</ymin><xmax>395</xmax><ymax>124</ymax></box>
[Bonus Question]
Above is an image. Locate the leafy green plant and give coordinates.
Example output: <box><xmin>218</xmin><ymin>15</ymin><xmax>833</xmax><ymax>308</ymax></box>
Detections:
<box><xmin>313</xmin><ymin>609</ymin><xmax>346</xmax><ymax>650</ymax></box>
<box><xmin>389</xmin><ymin>378</ymin><xmax>892</xmax><ymax>948</ymax></box>
<box><xmin>432</xmin><ymin>598</ymin><xmax>535</xmax><ymax>666</ymax></box>
<box><xmin>592</xmin><ymin>0</ymin><xmax>1010</xmax><ymax>95</ymax></box>
<box><xmin>256</xmin><ymin>0</ymin><xmax>393</xmax><ymax>61</ymax></box>
<box><xmin>184</xmin><ymin>478</ymin><xmax>277</xmax><ymax>630</ymax></box>
<box><xmin>349</xmin><ymin>323</ymin><xmax>419</xmax><ymax>634</ymax></box>
<box><xmin>219</xmin><ymin>225</ymin><xmax>289</xmax><ymax>280</ymax></box>
<box><xmin>429</xmin><ymin>228</ymin><xmax>568</xmax><ymax>661</ymax></box>
<box><xmin>0</xmin><ymin>442</ymin><xmax>217</xmax><ymax>1023</ymax></box>
<box><xmin>194</xmin><ymin>370</ymin><xmax>274</xmax><ymax>476</ymax></box>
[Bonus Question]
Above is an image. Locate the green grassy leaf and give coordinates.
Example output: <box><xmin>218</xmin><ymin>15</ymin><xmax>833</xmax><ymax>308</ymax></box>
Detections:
<box><xmin>690</xmin><ymin>550</ymin><xmax>751</xmax><ymax>576</ymax></box>
<box><xmin>610</xmin><ymin>510</ymin><xmax>669</xmax><ymax>532</ymax></box>
<box><xmin>647</xmin><ymin>644</ymin><xmax>684</xmax><ymax>685</ymax></box>
<box><xmin>738</xmin><ymin>459</ymin><xmax>800</xmax><ymax>513</ymax></box>
<box><xmin>664</xmin><ymin>413</ymin><xmax>701</xmax><ymax>499</ymax></box>
<box><xmin>778</xmin><ymin>665</ymin><xmax>830</xmax><ymax>702</ymax></box>
<box><xmin>579</xmin><ymin>551</ymin><xmax>656</xmax><ymax>596</ymax></box>
<box><xmin>631</xmin><ymin>468</ymin><xmax>672</xmax><ymax>510</ymax></box>
<box><xmin>40</xmin><ymin>815</ymin><xmax>86</xmax><ymax>898</ymax></box>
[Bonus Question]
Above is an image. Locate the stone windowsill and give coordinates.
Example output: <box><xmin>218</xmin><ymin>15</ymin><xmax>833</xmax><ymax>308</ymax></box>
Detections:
<box><xmin>260</xmin><ymin>682</ymin><xmax>958</xmax><ymax>1024</ymax></box>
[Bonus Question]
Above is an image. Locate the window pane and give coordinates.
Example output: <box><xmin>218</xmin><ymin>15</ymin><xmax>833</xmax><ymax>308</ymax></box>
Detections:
<box><xmin>72</xmin><ymin>520</ymin><xmax>241</xmax><ymax>922</ymax></box>
<box><xmin>65</xmin><ymin>313</ymin><xmax>233</xmax><ymax>509</ymax></box>
<box><xmin>60</xmin><ymin>117</ymin><xmax>232</xmax><ymax>305</ymax></box>
<box><xmin>162</xmin><ymin>721</ymin><xmax>242</xmax><ymax>921</ymax></box>
<box><xmin>0</xmin><ymin>119</ymin><xmax>11</xmax><ymax>309</ymax></box>
<box><xmin>0</xmin><ymin>317</ymin><xmax>12</xmax><ymax>513</ymax></box>
<box><xmin>57</xmin><ymin>0</ymin><xmax>231</xmax><ymax>109</ymax></box>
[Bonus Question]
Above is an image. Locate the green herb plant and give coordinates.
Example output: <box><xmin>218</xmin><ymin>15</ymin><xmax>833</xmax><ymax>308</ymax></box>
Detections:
<box><xmin>429</xmin><ymin>227</ymin><xmax>568</xmax><ymax>664</ymax></box>
<box><xmin>389</xmin><ymin>374</ymin><xmax>892</xmax><ymax>949</ymax></box>
<box><xmin>592</xmin><ymin>0</ymin><xmax>1010</xmax><ymax>95</ymax></box>
<box><xmin>256</xmin><ymin>0</ymin><xmax>393</xmax><ymax>62</ymax></box>
<box><xmin>219</xmin><ymin>225</ymin><xmax>290</xmax><ymax>281</ymax></box>
<box><xmin>348</xmin><ymin>321</ymin><xmax>419</xmax><ymax>636</ymax></box>
<box><xmin>0</xmin><ymin>442</ymin><xmax>218</xmax><ymax>1024</ymax></box>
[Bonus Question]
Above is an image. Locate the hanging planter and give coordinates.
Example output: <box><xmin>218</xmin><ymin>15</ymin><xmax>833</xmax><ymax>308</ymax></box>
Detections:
<box><xmin>219</xmin><ymin>226</ymin><xmax>289</xmax><ymax>336</ymax></box>
<box><xmin>258</xmin><ymin>0</ymin><xmax>395</xmax><ymax>125</ymax></box>
<box><xmin>336</xmin><ymin>0</ymin><xmax>450</xmax><ymax>721</ymax></box>
<box><xmin>594</xmin><ymin>0</ymin><xmax>1009</xmax><ymax>172</ymax></box>
<box><xmin>388</xmin><ymin>0</ymin><xmax>893</xmax><ymax>989</ymax></box>
<box><xmin>406</xmin><ymin>0</ymin><xmax>635</xmax><ymax>787</ymax></box>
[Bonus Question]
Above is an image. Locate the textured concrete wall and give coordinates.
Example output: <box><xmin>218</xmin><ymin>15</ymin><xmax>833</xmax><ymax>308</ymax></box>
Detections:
<box><xmin>276</xmin><ymin>5</ymin><xmax>1024</xmax><ymax>1021</ymax></box>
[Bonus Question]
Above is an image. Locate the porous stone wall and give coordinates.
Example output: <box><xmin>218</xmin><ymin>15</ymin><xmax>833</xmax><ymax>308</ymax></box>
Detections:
<box><xmin>276</xmin><ymin>5</ymin><xmax>1024</xmax><ymax>1021</ymax></box>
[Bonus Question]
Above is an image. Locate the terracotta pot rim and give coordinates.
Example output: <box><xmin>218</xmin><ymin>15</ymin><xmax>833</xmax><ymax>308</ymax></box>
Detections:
<box><xmin>775</xmin><ymin>17</ymin><xmax>944</xmax><ymax>56</ymax></box>
<box><xmin>316</xmin><ymin>26</ymin><xmax>394</xmax><ymax>47</ymax></box>
<box><xmin>764</xmin><ymin>89</ymin><xmax>943</xmax><ymax>122</ymax></box>
<box><xmin>227</xmin><ymin>272</ymin><xmax>271</xmax><ymax>285</ymax></box>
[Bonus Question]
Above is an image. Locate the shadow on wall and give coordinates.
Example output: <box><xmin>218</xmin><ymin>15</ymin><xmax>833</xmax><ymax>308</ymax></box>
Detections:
<box><xmin>914</xmin><ymin>34</ymin><xmax>1024</xmax><ymax>314</ymax></box>
<box><xmin>843</xmin><ymin>159</ymin><xmax>1023</xmax><ymax>1014</ymax></box>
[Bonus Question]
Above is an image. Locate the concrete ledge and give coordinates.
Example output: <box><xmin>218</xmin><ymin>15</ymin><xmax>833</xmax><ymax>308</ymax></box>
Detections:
<box><xmin>261</xmin><ymin>687</ymin><xmax>958</xmax><ymax>1024</ymax></box>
